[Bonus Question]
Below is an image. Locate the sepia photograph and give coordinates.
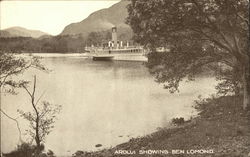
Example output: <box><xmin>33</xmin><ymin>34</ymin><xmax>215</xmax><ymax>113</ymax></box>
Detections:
<box><xmin>0</xmin><ymin>0</ymin><xmax>249</xmax><ymax>157</ymax></box>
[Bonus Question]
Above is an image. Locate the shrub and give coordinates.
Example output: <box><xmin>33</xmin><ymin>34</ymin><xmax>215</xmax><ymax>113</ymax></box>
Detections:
<box><xmin>2</xmin><ymin>143</ymin><xmax>36</xmax><ymax>157</ymax></box>
<box><xmin>2</xmin><ymin>143</ymin><xmax>56</xmax><ymax>157</ymax></box>
<box><xmin>171</xmin><ymin>117</ymin><xmax>185</xmax><ymax>125</ymax></box>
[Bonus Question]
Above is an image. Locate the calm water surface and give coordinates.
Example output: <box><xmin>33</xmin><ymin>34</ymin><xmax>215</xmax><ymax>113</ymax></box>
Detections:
<box><xmin>1</xmin><ymin>56</ymin><xmax>217</xmax><ymax>156</ymax></box>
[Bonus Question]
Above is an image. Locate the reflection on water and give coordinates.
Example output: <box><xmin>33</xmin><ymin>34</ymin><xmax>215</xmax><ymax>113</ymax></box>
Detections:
<box><xmin>1</xmin><ymin>56</ymin><xmax>217</xmax><ymax>156</ymax></box>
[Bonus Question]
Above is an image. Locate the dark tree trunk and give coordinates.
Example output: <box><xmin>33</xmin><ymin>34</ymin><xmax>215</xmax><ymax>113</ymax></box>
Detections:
<box><xmin>35</xmin><ymin>117</ymin><xmax>40</xmax><ymax>148</ymax></box>
<box><xmin>34</xmin><ymin>116</ymin><xmax>41</xmax><ymax>156</ymax></box>
<box><xmin>243</xmin><ymin>65</ymin><xmax>250</xmax><ymax>110</ymax></box>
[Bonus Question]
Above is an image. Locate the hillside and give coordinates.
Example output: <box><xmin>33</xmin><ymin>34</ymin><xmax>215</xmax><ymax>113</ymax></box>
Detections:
<box><xmin>60</xmin><ymin>0</ymin><xmax>132</xmax><ymax>40</ymax></box>
<box><xmin>0</xmin><ymin>26</ymin><xmax>49</xmax><ymax>38</ymax></box>
<box><xmin>0</xmin><ymin>30</ymin><xmax>12</xmax><ymax>37</ymax></box>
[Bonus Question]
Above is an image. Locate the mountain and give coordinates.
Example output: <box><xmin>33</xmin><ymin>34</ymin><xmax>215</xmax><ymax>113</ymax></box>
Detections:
<box><xmin>0</xmin><ymin>26</ymin><xmax>49</xmax><ymax>38</ymax></box>
<box><xmin>0</xmin><ymin>30</ymin><xmax>12</xmax><ymax>37</ymax></box>
<box><xmin>60</xmin><ymin>0</ymin><xmax>132</xmax><ymax>39</ymax></box>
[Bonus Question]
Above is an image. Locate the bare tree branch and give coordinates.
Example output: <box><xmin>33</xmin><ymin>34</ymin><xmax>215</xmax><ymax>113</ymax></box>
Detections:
<box><xmin>0</xmin><ymin>109</ymin><xmax>22</xmax><ymax>142</ymax></box>
<box><xmin>35</xmin><ymin>90</ymin><xmax>46</xmax><ymax>106</ymax></box>
<box><xmin>23</xmin><ymin>86</ymin><xmax>33</xmax><ymax>98</ymax></box>
<box><xmin>236</xmin><ymin>13</ymin><xmax>249</xmax><ymax>25</ymax></box>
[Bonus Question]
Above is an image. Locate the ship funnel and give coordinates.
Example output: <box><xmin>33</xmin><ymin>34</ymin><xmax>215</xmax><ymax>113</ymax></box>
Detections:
<box><xmin>112</xmin><ymin>27</ymin><xmax>117</xmax><ymax>48</ymax></box>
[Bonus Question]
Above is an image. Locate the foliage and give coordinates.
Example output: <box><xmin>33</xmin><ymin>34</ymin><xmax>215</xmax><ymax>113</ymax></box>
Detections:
<box><xmin>17</xmin><ymin>101</ymin><xmax>62</xmax><ymax>145</ymax></box>
<box><xmin>2</xmin><ymin>142</ymin><xmax>38</xmax><ymax>157</ymax></box>
<box><xmin>0</xmin><ymin>35</ymin><xmax>86</xmax><ymax>53</ymax></box>
<box><xmin>0</xmin><ymin>52</ymin><xmax>48</xmax><ymax>148</ymax></box>
<box><xmin>126</xmin><ymin>0</ymin><xmax>249</xmax><ymax>109</ymax></box>
<box><xmin>86</xmin><ymin>31</ymin><xmax>111</xmax><ymax>47</ymax></box>
<box><xmin>2</xmin><ymin>142</ymin><xmax>57</xmax><ymax>157</ymax></box>
<box><xmin>0</xmin><ymin>52</ymin><xmax>58</xmax><ymax>157</ymax></box>
<box><xmin>0</xmin><ymin>52</ymin><xmax>46</xmax><ymax>94</ymax></box>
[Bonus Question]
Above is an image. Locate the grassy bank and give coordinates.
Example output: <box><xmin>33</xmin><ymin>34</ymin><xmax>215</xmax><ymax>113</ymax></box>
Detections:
<box><xmin>73</xmin><ymin>96</ymin><xmax>250</xmax><ymax>157</ymax></box>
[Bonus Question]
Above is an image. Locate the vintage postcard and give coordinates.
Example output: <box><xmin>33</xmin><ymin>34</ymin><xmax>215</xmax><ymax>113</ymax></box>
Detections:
<box><xmin>0</xmin><ymin>0</ymin><xmax>249</xmax><ymax>157</ymax></box>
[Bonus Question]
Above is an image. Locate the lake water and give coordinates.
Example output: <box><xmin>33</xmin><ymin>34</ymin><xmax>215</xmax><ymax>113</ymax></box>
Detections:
<box><xmin>1</xmin><ymin>55</ymin><xmax>217</xmax><ymax>156</ymax></box>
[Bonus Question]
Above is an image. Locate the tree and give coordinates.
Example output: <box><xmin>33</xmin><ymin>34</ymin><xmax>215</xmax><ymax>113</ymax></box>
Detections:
<box><xmin>126</xmin><ymin>0</ymin><xmax>249</xmax><ymax>109</ymax></box>
<box><xmin>18</xmin><ymin>76</ymin><xmax>62</xmax><ymax>155</ymax></box>
<box><xmin>0</xmin><ymin>52</ymin><xmax>46</xmax><ymax>92</ymax></box>
<box><xmin>0</xmin><ymin>52</ymin><xmax>47</xmax><ymax>142</ymax></box>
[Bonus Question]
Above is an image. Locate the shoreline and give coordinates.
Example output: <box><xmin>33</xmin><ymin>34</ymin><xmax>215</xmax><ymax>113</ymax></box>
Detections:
<box><xmin>17</xmin><ymin>52</ymin><xmax>148</xmax><ymax>62</ymax></box>
<box><xmin>72</xmin><ymin>96</ymin><xmax>250</xmax><ymax>157</ymax></box>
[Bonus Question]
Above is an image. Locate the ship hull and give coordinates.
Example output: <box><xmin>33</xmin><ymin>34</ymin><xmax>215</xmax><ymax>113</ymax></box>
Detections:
<box><xmin>92</xmin><ymin>56</ymin><xmax>114</xmax><ymax>61</ymax></box>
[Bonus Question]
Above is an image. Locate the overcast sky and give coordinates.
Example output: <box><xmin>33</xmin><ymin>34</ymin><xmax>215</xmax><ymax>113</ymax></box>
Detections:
<box><xmin>0</xmin><ymin>0</ymin><xmax>120</xmax><ymax>35</ymax></box>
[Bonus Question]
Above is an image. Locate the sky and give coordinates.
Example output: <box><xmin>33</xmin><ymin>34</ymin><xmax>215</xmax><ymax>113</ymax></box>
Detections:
<box><xmin>0</xmin><ymin>0</ymin><xmax>120</xmax><ymax>35</ymax></box>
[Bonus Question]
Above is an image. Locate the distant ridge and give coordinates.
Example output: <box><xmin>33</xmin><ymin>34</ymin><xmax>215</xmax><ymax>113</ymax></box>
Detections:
<box><xmin>60</xmin><ymin>0</ymin><xmax>132</xmax><ymax>39</ymax></box>
<box><xmin>0</xmin><ymin>26</ymin><xmax>49</xmax><ymax>38</ymax></box>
